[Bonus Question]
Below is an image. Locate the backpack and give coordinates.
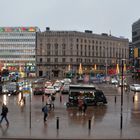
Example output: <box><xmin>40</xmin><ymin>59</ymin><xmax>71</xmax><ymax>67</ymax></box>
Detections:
<box><xmin>42</xmin><ymin>106</ymin><xmax>48</xmax><ymax>114</ymax></box>
<box><xmin>42</xmin><ymin>107</ymin><xmax>44</xmax><ymax>112</ymax></box>
<box><xmin>51</xmin><ymin>95</ymin><xmax>55</xmax><ymax>101</ymax></box>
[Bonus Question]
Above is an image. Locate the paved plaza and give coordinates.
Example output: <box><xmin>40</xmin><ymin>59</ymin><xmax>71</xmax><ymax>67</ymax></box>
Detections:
<box><xmin>0</xmin><ymin>82</ymin><xmax>140</xmax><ymax>139</ymax></box>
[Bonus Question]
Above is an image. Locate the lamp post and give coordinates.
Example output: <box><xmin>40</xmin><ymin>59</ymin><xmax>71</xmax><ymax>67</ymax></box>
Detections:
<box><xmin>105</xmin><ymin>59</ymin><xmax>108</xmax><ymax>82</ymax></box>
<box><xmin>120</xmin><ymin>59</ymin><xmax>125</xmax><ymax>129</ymax></box>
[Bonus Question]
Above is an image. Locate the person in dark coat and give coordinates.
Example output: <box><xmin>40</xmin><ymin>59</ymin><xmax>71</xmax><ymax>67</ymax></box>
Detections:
<box><xmin>0</xmin><ymin>104</ymin><xmax>9</xmax><ymax>125</ymax></box>
<box><xmin>42</xmin><ymin>103</ymin><xmax>48</xmax><ymax>122</ymax></box>
<box><xmin>83</xmin><ymin>98</ymin><xmax>88</xmax><ymax>114</ymax></box>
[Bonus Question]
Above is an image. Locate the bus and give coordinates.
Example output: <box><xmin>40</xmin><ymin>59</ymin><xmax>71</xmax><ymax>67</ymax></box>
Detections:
<box><xmin>66</xmin><ymin>84</ymin><xmax>107</xmax><ymax>107</ymax></box>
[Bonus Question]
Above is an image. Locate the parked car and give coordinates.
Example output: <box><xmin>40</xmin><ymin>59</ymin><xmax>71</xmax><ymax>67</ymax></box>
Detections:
<box><xmin>110</xmin><ymin>78</ymin><xmax>118</xmax><ymax>84</ymax></box>
<box><xmin>33</xmin><ymin>86</ymin><xmax>44</xmax><ymax>95</ymax></box>
<box><xmin>118</xmin><ymin>79</ymin><xmax>127</xmax><ymax>87</ymax></box>
<box><xmin>45</xmin><ymin>81</ymin><xmax>52</xmax><ymax>88</ymax></box>
<box><xmin>53</xmin><ymin>80</ymin><xmax>62</xmax><ymax>92</ymax></box>
<box><xmin>3</xmin><ymin>82</ymin><xmax>19</xmax><ymax>95</ymax></box>
<box><xmin>130</xmin><ymin>84</ymin><xmax>140</xmax><ymax>92</ymax></box>
<box><xmin>61</xmin><ymin>83</ymin><xmax>70</xmax><ymax>94</ymax></box>
<box><xmin>63</xmin><ymin>78</ymin><xmax>71</xmax><ymax>84</ymax></box>
<box><xmin>44</xmin><ymin>86</ymin><xmax>56</xmax><ymax>95</ymax></box>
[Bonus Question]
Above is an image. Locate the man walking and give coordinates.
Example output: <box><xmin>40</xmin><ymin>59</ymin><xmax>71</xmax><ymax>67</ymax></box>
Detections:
<box><xmin>42</xmin><ymin>103</ymin><xmax>48</xmax><ymax>122</ymax></box>
<box><xmin>83</xmin><ymin>97</ymin><xmax>87</xmax><ymax>115</ymax></box>
<box><xmin>51</xmin><ymin>94</ymin><xmax>55</xmax><ymax>109</ymax></box>
<box><xmin>0</xmin><ymin>104</ymin><xmax>9</xmax><ymax>125</ymax></box>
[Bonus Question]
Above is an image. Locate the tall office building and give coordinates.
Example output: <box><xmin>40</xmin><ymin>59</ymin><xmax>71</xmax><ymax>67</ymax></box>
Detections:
<box><xmin>36</xmin><ymin>28</ymin><xmax>129</xmax><ymax>78</ymax></box>
<box><xmin>0</xmin><ymin>27</ymin><xmax>40</xmax><ymax>77</ymax></box>
<box><xmin>132</xmin><ymin>19</ymin><xmax>140</xmax><ymax>74</ymax></box>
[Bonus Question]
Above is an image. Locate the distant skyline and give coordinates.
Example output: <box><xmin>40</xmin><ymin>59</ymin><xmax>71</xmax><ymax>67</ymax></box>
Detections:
<box><xmin>0</xmin><ymin>0</ymin><xmax>140</xmax><ymax>41</ymax></box>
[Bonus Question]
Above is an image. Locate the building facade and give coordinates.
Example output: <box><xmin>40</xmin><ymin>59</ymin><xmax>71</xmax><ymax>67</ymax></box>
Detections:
<box><xmin>132</xmin><ymin>19</ymin><xmax>140</xmax><ymax>73</ymax></box>
<box><xmin>36</xmin><ymin>28</ymin><xmax>129</xmax><ymax>79</ymax></box>
<box><xmin>0</xmin><ymin>27</ymin><xmax>40</xmax><ymax>77</ymax></box>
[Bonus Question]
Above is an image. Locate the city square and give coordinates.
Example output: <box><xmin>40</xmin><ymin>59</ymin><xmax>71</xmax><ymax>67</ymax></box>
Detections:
<box><xmin>0</xmin><ymin>76</ymin><xmax>140</xmax><ymax>139</ymax></box>
<box><xmin>0</xmin><ymin>0</ymin><xmax>140</xmax><ymax>140</ymax></box>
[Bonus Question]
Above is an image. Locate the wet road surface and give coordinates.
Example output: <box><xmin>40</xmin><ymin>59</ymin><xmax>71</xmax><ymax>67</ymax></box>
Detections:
<box><xmin>0</xmin><ymin>82</ymin><xmax>140</xmax><ymax>139</ymax></box>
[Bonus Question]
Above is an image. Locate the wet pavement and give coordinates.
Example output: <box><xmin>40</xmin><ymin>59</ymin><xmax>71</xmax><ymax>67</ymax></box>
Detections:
<box><xmin>0</xmin><ymin>80</ymin><xmax>140</xmax><ymax>139</ymax></box>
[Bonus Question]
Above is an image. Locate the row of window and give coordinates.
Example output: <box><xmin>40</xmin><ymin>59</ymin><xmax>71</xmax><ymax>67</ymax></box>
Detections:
<box><xmin>0</xmin><ymin>50</ymin><xmax>35</xmax><ymax>53</ymax></box>
<box><xmin>42</xmin><ymin>43</ymin><xmax>127</xmax><ymax>53</ymax></box>
<box><xmin>0</xmin><ymin>39</ymin><xmax>35</xmax><ymax>42</ymax></box>
<box><xmin>0</xmin><ymin>33</ymin><xmax>35</xmax><ymax>36</ymax></box>
<box><xmin>0</xmin><ymin>55</ymin><xmax>35</xmax><ymax>58</ymax></box>
<box><xmin>38</xmin><ymin>58</ymin><xmax>119</xmax><ymax>66</ymax></box>
<box><xmin>39</xmin><ymin>37</ymin><xmax>127</xmax><ymax>46</ymax></box>
<box><xmin>39</xmin><ymin>50</ymin><xmax>127</xmax><ymax>58</ymax></box>
<box><xmin>39</xmin><ymin>57</ymin><xmax>120</xmax><ymax>64</ymax></box>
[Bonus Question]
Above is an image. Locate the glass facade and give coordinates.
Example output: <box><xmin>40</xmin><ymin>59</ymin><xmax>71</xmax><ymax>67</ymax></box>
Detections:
<box><xmin>0</xmin><ymin>27</ymin><xmax>40</xmax><ymax>76</ymax></box>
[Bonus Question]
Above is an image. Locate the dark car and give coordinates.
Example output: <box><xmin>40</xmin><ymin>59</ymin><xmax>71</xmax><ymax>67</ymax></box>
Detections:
<box><xmin>93</xmin><ymin>90</ymin><xmax>107</xmax><ymax>105</ymax></box>
<box><xmin>66</xmin><ymin>84</ymin><xmax>107</xmax><ymax>107</ymax></box>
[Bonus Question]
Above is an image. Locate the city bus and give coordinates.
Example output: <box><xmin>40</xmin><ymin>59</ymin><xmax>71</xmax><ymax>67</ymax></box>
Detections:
<box><xmin>66</xmin><ymin>84</ymin><xmax>107</xmax><ymax>107</ymax></box>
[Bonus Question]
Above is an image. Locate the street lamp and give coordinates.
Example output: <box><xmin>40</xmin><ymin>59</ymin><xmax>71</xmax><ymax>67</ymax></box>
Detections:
<box><xmin>105</xmin><ymin>59</ymin><xmax>108</xmax><ymax>82</ymax></box>
<box><xmin>120</xmin><ymin>59</ymin><xmax>125</xmax><ymax>129</ymax></box>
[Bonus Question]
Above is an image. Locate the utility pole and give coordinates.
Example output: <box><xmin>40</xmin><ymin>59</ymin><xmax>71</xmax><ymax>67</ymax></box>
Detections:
<box><xmin>120</xmin><ymin>59</ymin><xmax>124</xmax><ymax>129</ymax></box>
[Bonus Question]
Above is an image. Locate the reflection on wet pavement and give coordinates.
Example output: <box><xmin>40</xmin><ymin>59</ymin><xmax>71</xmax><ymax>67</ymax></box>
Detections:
<box><xmin>0</xmin><ymin>82</ymin><xmax>140</xmax><ymax>139</ymax></box>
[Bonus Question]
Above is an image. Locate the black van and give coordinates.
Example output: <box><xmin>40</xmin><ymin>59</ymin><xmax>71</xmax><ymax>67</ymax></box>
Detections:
<box><xmin>66</xmin><ymin>84</ymin><xmax>107</xmax><ymax>107</ymax></box>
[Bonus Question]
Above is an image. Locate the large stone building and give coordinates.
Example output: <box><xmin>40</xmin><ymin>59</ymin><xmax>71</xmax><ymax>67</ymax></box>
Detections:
<box><xmin>0</xmin><ymin>27</ymin><xmax>40</xmax><ymax>77</ymax></box>
<box><xmin>132</xmin><ymin>19</ymin><xmax>140</xmax><ymax>73</ymax></box>
<box><xmin>36</xmin><ymin>28</ymin><xmax>129</xmax><ymax>79</ymax></box>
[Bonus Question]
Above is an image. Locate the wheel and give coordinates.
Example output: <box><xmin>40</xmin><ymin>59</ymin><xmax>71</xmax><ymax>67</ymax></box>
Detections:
<box><xmin>66</xmin><ymin>102</ymin><xmax>70</xmax><ymax>108</ymax></box>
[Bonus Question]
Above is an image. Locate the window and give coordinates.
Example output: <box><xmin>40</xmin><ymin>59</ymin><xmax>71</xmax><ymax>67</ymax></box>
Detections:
<box><xmin>62</xmin><ymin>44</ymin><xmax>66</xmax><ymax>49</ymax></box>
<box><xmin>62</xmin><ymin>58</ymin><xmax>65</xmax><ymax>62</ymax></box>
<box><xmin>54</xmin><ymin>43</ymin><xmax>58</xmax><ymax>49</ymax></box>
<box><xmin>54</xmin><ymin>58</ymin><xmax>58</xmax><ymax>63</ymax></box>
<box><xmin>62</xmin><ymin>50</ymin><xmax>65</xmax><ymax>56</ymax></box>
<box><xmin>47</xmin><ymin>58</ymin><xmax>50</xmax><ymax>63</ymax></box>
<box><xmin>47</xmin><ymin>51</ymin><xmax>50</xmax><ymax>55</ymax></box>
<box><xmin>40</xmin><ymin>58</ymin><xmax>42</xmax><ymax>62</ymax></box>
<box><xmin>47</xmin><ymin>44</ymin><xmax>51</xmax><ymax>49</ymax></box>
<box><xmin>55</xmin><ymin>50</ymin><xmax>58</xmax><ymax>55</ymax></box>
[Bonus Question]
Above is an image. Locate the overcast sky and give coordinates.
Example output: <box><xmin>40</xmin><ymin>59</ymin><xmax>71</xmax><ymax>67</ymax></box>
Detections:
<box><xmin>0</xmin><ymin>0</ymin><xmax>140</xmax><ymax>41</ymax></box>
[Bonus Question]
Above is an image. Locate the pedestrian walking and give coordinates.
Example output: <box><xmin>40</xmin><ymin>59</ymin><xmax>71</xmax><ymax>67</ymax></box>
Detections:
<box><xmin>46</xmin><ymin>95</ymin><xmax>52</xmax><ymax>110</ymax></box>
<box><xmin>0</xmin><ymin>104</ymin><xmax>9</xmax><ymax>125</ymax></box>
<box><xmin>83</xmin><ymin>98</ymin><xmax>87</xmax><ymax>115</ymax></box>
<box><xmin>51</xmin><ymin>94</ymin><xmax>55</xmax><ymax>109</ymax></box>
<box><xmin>78</xmin><ymin>98</ymin><xmax>84</xmax><ymax>114</ymax></box>
<box><xmin>42</xmin><ymin>103</ymin><xmax>48</xmax><ymax>122</ymax></box>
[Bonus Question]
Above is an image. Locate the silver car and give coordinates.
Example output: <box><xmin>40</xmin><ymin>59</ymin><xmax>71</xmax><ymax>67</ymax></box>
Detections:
<box><xmin>61</xmin><ymin>83</ymin><xmax>70</xmax><ymax>94</ymax></box>
<box><xmin>130</xmin><ymin>84</ymin><xmax>140</xmax><ymax>92</ymax></box>
<box><xmin>110</xmin><ymin>78</ymin><xmax>118</xmax><ymax>84</ymax></box>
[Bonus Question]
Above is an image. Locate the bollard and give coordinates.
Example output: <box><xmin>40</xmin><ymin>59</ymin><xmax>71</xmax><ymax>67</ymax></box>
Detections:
<box><xmin>115</xmin><ymin>96</ymin><xmax>116</xmax><ymax>103</ymax></box>
<box><xmin>56</xmin><ymin>117</ymin><xmax>59</xmax><ymax>129</ymax></box>
<box><xmin>88</xmin><ymin>119</ymin><xmax>91</xmax><ymax>130</ymax></box>
<box><xmin>133</xmin><ymin>95</ymin><xmax>134</xmax><ymax>103</ymax></box>
<box><xmin>23</xmin><ymin>97</ymin><xmax>26</xmax><ymax>104</ymax></box>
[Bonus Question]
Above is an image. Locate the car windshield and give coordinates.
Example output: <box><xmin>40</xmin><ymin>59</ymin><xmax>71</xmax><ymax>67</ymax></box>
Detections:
<box><xmin>134</xmin><ymin>84</ymin><xmax>140</xmax><ymax>87</ymax></box>
<box><xmin>47</xmin><ymin>86</ymin><xmax>54</xmax><ymax>89</ymax></box>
